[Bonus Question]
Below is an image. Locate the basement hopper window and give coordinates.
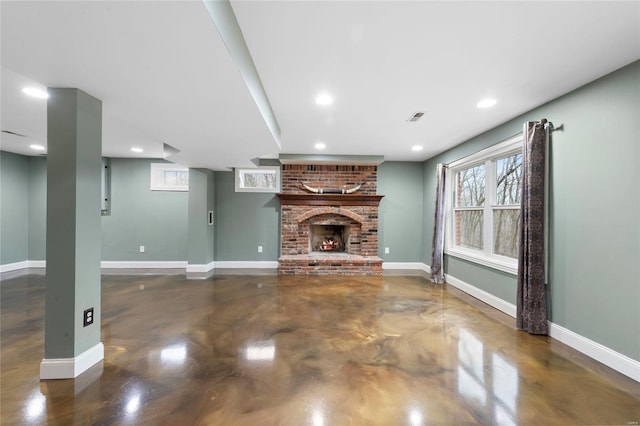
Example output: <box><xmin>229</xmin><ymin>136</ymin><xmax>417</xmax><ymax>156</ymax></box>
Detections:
<box><xmin>150</xmin><ymin>163</ymin><xmax>189</xmax><ymax>191</ymax></box>
<box><xmin>235</xmin><ymin>166</ymin><xmax>280</xmax><ymax>193</ymax></box>
<box><xmin>445</xmin><ymin>134</ymin><xmax>523</xmax><ymax>275</ymax></box>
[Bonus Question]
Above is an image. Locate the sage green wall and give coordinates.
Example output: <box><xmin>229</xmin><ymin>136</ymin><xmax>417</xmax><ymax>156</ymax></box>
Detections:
<box><xmin>378</xmin><ymin>161</ymin><xmax>424</xmax><ymax>261</ymax></box>
<box><xmin>444</xmin><ymin>256</ymin><xmax>516</xmax><ymax>303</ymax></box>
<box><xmin>214</xmin><ymin>171</ymin><xmax>280</xmax><ymax>261</ymax></box>
<box><xmin>0</xmin><ymin>153</ymin><xmax>47</xmax><ymax>265</ymax></box>
<box><xmin>423</xmin><ymin>60</ymin><xmax>640</xmax><ymax>361</ymax></box>
<box><xmin>101</xmin><ymin>158</ymin><xmax>188</xmax><ymax>261</ymax></box>
<box><xmin>2</xmin><ymin>156</ymin><xmax>192</xmax><ymax>264</ymax></box>
<box><xmin>213</xmin><ymin>162</ymin><xmax>425</xmax><ymax>263</ymax></box>
<box><xmin>0</xmin><ymin>151</ymin><xmax>29</xmax><ymax>264</ymax></box>
<box><xmin>187</xmin><ymin>169</ymin><xmax>215</xmax><ymax>265</ymax></box>
<box><xmin>28</xmin><ymin>156</ymin><xmax>47</xmax><ymax>260</ymax></box>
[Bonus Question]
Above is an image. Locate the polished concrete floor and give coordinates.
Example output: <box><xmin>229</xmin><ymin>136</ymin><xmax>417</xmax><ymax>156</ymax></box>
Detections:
<box><xmin>1</xmin><ymin>271</ymin><xmax>639</xmax><ymax>425</ymax></box>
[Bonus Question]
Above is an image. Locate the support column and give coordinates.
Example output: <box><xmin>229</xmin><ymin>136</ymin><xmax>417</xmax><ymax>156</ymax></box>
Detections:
<box><xmin>40</xmin><ymin>88</ymin><xmax>103</xmax><ymax>379</ymax></box>
<box><xmin>186</xmin><ymin>168</ymin><xmax>215</xmax><ymax>277</ymax></box>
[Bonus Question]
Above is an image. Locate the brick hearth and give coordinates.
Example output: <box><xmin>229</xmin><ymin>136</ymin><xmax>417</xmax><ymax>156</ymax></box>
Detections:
<box><xmin>277</xmin><ymin>164</ymin><xmax>384</xmax><ymax>275</ymax></box>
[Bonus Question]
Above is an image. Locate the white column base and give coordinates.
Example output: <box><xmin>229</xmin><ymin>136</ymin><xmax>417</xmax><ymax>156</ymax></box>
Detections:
<box><xmin>185</xmin><ymin>261</ymin><xmax>216</xmax><ymax>273</ymax></box>
<box><xmin>40</xmin><ymin>342</ymin><xmax>104</xmax><ymax>380</ymax></box>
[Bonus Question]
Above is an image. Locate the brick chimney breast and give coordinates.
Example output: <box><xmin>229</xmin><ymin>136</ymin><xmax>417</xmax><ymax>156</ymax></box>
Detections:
<box><xmin>277</xmin><ymin>164</ymin><xmax>383</xmax><ymax>275</ymax></box>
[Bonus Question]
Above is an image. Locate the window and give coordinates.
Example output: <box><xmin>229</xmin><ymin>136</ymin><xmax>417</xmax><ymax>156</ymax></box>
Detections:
<box><xmin>234</xmin><ymin>166</ymin><xmax>280</xmax><ymax>193</ymax></box>
<box><xmin>150</xmin><ymin>163</ymin><xmax>189</xmax><ymax>191</ymax></box>
<box><xmin>446</xmin><ymin>134</ymin><xmax>522</xmax><ymax>274</ymax></box>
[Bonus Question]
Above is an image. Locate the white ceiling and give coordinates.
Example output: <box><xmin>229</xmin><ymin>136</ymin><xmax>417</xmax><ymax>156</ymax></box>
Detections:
<box><xmin>1</xmin><ymin>1</ymin><xmax>639</xmax><ymax>170</ymax></box>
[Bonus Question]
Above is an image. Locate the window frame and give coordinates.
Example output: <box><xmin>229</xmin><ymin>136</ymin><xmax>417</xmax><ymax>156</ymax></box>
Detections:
<box><xmin>150</xmin><ymin>163</ymin><xmax>189</xmax><ymax>192</ymax></box>
<box><xmin>445</xmin><ymin>134</ymin><xmax>523</xmax><ymax>275</ymax></box>
<box><xmin>234</xmin><ymin>166</ymin><xmax>281</xmax><ymax>193</ymax></box>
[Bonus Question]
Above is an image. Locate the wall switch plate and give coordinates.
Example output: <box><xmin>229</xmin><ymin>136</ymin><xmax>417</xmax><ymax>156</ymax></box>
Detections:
<box><xmin>385</xmin><ymin>247</ymin><xmax>390</xmax><ymax>254</ymax></box>
<box><xmin>83</xmin><ymin>308</ymin><xmax>94</xmax><ymax>327</ymax></box>
<box><xmin>139</xmin><ymin>245</ymin><xmax>145</xmax><ymax>253</ymax></box>
<box><xmin>258</xmin><ymin>245</ymin><xmax>263</xmax><ymax>253</ymax></box>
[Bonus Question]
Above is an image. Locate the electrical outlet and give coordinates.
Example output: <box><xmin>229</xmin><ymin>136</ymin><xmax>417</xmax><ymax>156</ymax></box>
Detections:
<box><xmin>139</xmin><ymin>245</ymin><xmax>145</xmax><ymax>253</ymax></box>
<box><xmin>385</xmin><ymin>247</ymin><xmax>390</xmax><ymax>254</ymax></box>
<box><xmin>258</xmin><ymin>245</ymin><xmax>263</xmax><ymax>253</ymax></box>
<box><xmin>83</xmin><ymin>307</ymin><xmax>94</xmax><ymax>327</ymax></box>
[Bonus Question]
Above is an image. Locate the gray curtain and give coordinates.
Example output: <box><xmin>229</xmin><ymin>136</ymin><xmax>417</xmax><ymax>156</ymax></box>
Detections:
<box><xmin>517</xmin><ymin>121</ymin><xmax>548</xmax><ymax>335</ymax></box>
<box><xmin>430</xmin><ymin>163</ymin><xmax>447</xmax><ymax>284</ymax></box>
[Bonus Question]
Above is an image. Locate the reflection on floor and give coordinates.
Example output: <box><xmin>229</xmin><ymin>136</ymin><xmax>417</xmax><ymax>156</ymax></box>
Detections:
<box><xmin>1</xmin><ymin>271</ymin><xmax>639</xmax><ymax>425</ymax></box>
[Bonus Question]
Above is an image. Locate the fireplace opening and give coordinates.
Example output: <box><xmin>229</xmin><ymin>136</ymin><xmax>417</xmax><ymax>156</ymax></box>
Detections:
<box><xmin>310</xmin><ymin>225</ymin><xmax>349</xmax><ymax>253</ymax></box>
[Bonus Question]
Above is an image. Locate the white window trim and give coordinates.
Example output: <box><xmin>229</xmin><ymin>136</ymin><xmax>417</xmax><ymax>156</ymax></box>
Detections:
<box><xmin>234</xmin><ymin>166</ymin><xmax>281</xmax><ymax>193</ymax></box>
<box><xmin>444</xmin><ymin>134</ymin><xmax>523</xmax><ymax>275</ymax></box>
<box><xmin>150</xmin><ymin>163</ymin><xmax>189</xmax><ymax>191</ymax></box>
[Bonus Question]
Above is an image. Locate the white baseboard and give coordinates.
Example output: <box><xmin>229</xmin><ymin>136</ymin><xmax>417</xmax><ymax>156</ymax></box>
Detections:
<box><xmin>445</xmin><ymin>273</ymin><xmax>517</xmax><ymax>317</ymax></box>
<box><xmin>382</xmin><ymin>262</ymin><xmax>430</xmax><ymax>273</ymax></box>
<box><xmin>186</xmin><ymin>261</ymin><xmax>216</xmax><ymax>273</ymax></box>
<box><xmin>40</xmin><ymin>342</ymin><xmax>104</xmax><ymax>380</ymax></box>
<box><xmin>101</xmin><ymin>261</ymin><xmax>187</xmax><ymax>269</ymax></box>
<box><xmin>548</xmin><ymin>322</ymin><xmax>640</xmax><ymax>382</ymax></box>
<box><xmin>424</xmin><ymin>262</ymin><xmax>433</xmax><ymax>276</ymax></box>
<box><xmin>0</xmin><ymin>260</ymin><xmax>29</xmax><ymax>273</ymax></box>
<box><xmin>444</xmin><ymin>272</ymin><xmax>639</xmax><ymax>382</ymax></box>
<box><xmin>214</xmin><ymin>261</ymin><xmax>278</xmax><ymax>269</ymax></box>
<box><xmin>3</xmin><ymin>260</ymin><xmax>280</xmax><ymax>271</ymax></box>
<box><xmin>2</xmin><ymin>260</ymin><xmax>190</xmax><ymax>271</ymax></box>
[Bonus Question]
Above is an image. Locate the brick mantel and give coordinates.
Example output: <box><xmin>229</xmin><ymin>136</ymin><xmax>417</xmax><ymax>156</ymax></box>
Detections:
<box><xmin>277</xmin><ymin>193</ymin><xmax>384</xmax><ymax>206</ymax></box>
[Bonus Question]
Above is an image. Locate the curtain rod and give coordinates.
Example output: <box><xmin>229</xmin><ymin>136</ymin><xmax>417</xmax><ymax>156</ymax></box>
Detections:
<box><xmin>443</xmin><ymin>118</ymin><xmax>554</xmax><ymax>168</ymax></box>
<box><xmin>539</xmin><ymin>118</ymin><xmax>556</xmax><ymax>129</ymax></box>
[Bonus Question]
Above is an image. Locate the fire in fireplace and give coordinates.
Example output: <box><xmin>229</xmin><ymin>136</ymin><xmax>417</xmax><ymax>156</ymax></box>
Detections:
<box><xmin>310</xmin><ymin>225</ymin><xmax>349</xmax><ymax>253</ymax></box>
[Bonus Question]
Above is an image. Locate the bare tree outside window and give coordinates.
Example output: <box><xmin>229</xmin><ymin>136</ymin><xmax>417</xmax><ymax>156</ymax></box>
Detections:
<box><xmin>235</xmin><ymin>167</ymin><xmax>281</xmax><ymax>193</ymax></box>
<box><xmin>494</xmin><ymin>153</ymin><xmax>522</xmax><ymax>258</ymax></box>
<box><xmin>163</xmin><ymin>171</ymin><xmax>189</xmax><ymax>187</ymax></box>
<box><xmin>457</xmin><ymin>164</ymin><xmax>485</xmax><ymax>207</ymax></box>
<box><xmin>150</xmin><ymin>163</ymin><xmax>189</xmax><ymax>191</ymax></box>
<box><xmin>456</xmin><ymin>164</ymin><xmax>485</xmax><ymax>249</ymax></box>
<box><xmin>242</xmin><ymin>171</ymin><xmax>276</xmax><ymax>189</ymax></box>
<box><xmin>496</xmin><ymin>153</ymin><xmax>522</xmax><ymax>205</ymax></box>
<box><xmin>457</xmin><ymin>210</ymin><xmax>484</xmax><ymax>250</ymax></box>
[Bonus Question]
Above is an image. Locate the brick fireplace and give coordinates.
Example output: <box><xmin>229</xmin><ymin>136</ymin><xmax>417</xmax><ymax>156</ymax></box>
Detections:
<box><xmin>277</xmin><ymin>164</ymin><xmax>384</xmax><ymax>275</ymax></box>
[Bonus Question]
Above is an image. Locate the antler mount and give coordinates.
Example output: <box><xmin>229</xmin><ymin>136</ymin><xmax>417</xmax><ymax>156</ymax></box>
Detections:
<box><xmin>300</xmin><ymin>181</ymin><xmax>365</xmax><ymax>194</ymax></box>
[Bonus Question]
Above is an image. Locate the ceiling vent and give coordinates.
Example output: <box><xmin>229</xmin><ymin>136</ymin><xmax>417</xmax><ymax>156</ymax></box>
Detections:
<box><xmin>406</xmin><ymin>112</ymin><xmax>425</xmax><ymax>122</ymax></box>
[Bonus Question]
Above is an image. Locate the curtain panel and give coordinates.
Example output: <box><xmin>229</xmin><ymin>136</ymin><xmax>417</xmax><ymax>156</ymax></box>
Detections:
<box><xmin>516</xmin><ymin>121</ymin><xmax>548</xmax><ymax>335</ymax></box>
<box><xmin>430</xmin><ymin>163</ymin><xmax>447</xmax><ymax>284</ymax></box>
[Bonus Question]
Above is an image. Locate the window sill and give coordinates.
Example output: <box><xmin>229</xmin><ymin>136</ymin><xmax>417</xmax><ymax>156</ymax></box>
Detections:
<box><xmin>445</xmin><ymin>247</ymin><xmax>518</xmax><ymax>275</ymax></box>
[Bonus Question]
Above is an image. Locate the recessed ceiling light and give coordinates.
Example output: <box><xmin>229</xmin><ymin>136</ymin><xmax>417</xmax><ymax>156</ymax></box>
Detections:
<box><xmin>131</xmin><ymin>147</ymin><xmax>143</xmax><ymax>153</ymax></box>
<box><xmin>30</xmin><ymin>144</ymin><xmax>45</xmax><ymax>151</ymax></box>
<box><xmin>411</xmin><ymin>145</ymin><xmax>423</xmax><ymax>152</ymax></box>
<box><xmin>315</xmin><ymin>93</ymin><xmax>333</xmax><ymax>106</ymax></box>
<box><xmin>477</xmin><ymin>98</ymin><xmax>497</xmax><ymax>108</ymax></box>
<box><xmin>314</xmin><ymin>142</ymin><xmax>326</xmax><ymax>150</ymax></box>
<box><xmin>22</xmin><ymin>87</ymin><xmax>49</xmax><ymax>99</ymax></box>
